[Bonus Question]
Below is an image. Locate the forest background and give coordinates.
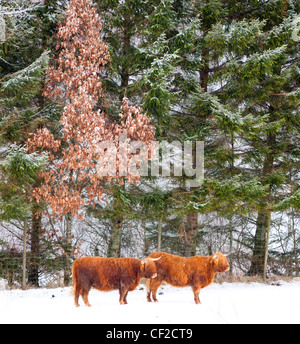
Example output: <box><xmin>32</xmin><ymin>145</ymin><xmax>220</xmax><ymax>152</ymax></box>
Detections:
<box><xmin>0</xmin><ymin>0</ymin><xmax>299</xmax><ymax>288</ymax></box>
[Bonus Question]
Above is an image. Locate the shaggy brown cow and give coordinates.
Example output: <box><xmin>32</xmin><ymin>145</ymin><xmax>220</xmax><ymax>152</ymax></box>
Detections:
<box><xmin>146</xmin><ymin>251</ymin><xmax>230</xmax><ymax>304</ymax></box>
<box><xmin>72</xmin><ymin>256</ymin><xmax>159</xmax><ymax>306</ymax></box>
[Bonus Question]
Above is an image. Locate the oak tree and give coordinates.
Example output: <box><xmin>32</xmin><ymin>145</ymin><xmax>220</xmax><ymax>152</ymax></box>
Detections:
<box><xmin>27</xmin><ymin>0</ymin><xmax>155</xmax><ymax>260</ymax></box>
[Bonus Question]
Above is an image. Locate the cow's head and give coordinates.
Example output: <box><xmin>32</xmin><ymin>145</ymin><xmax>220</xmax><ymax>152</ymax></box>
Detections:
<box><xmin>210</xmin><ymin>252</ymin><xmax>230</xmax><ymax>273</ymax></box>
<box><xmin>140</xmin><ymin>257</ymin><xmax>161</xmax><ymax>279</ymax></box>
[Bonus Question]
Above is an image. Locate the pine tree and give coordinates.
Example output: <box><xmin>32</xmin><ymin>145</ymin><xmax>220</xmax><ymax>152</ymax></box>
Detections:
<box><xmin>0</xmin><ymin>0</ymin><xmax>63</xmax><ymax>286</ymax></box>
<box><xmin>186</xmin><ymin>0</ymin><xmax>300</xmax><ymax>277</ymax></box>
<box><xmin>240</xmin><ymin>7</ymin><xmax>300</xmax><ymax>277</ymax></box>
<box><xmin>0</xmin><ymin>146</ymin><xmax>47</xmax><ymax>288</ymax></box>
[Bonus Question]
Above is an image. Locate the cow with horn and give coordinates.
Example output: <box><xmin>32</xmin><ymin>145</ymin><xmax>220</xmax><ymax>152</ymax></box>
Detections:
<box><xmin>146</xmin><ymin>252</ymin><xmax>230</xmax><ymax>304</ymax></box>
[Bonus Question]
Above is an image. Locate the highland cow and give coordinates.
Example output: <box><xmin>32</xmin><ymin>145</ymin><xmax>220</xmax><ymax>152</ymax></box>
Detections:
<box><xmin>72</xmin><ymin>256</ymin><xmax>160</xmax><ymax>306</ymax></box>
<box><xmin>146</xmin><ymin>252</ymin><xmax>230</xmax><ymax>304</ymax></box>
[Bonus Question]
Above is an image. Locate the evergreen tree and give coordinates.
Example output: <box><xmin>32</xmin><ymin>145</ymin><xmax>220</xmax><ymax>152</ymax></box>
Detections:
<box><xmin>184</xmin><ymin>0</ymin><xmax>300</xmax><ymax>277</ymax></box>
<box><xmin>0</xmin><ymin>146</ymin><xmax>47</xmax><ymax>287</ymax></box>
<box><xmin>0</xmin><ymin>0</ymin><xmax>64</xmax><ymax>286</ymax></box>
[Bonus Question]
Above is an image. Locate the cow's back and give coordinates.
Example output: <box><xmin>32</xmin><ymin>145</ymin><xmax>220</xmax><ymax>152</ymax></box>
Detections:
<box><xmin>148</xmin><ymin>252</ymin><xmax>191</xmax><ymax>286</ymax></box>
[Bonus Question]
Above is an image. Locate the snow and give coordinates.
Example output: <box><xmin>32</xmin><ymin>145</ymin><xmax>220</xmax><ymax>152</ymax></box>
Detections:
<box><xmin>0</xmin><ymin>279</ymin><xmax>300</xmax><ymax>324</ymax></box>
<box><xmin>0</xmin><ymin>278</ymin><xmax>8</xmax><ymax>291</ymax></box>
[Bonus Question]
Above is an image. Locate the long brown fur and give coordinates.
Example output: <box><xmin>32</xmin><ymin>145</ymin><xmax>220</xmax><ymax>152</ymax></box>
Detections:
<box><xmin>72</xmin><ymin>256</ymin><xmax>157</xmax><ymax>306</ymax></box>
<box><xmin>146</xmin><ymin>252</ymin><xmax>229</xmax><ymax>304</ymax></box>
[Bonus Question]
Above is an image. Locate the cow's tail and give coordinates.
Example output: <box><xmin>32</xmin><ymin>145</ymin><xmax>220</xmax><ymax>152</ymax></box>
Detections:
<box><xmin>70</xmin><ymin>261</ymin><xmax>77</xmax><ymax>296</ymax></box>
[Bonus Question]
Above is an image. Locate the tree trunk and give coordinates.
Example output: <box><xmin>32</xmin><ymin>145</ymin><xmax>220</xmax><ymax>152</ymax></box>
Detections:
<box><xmin>120</xmin><ymin>14</ymin><xmax>130</xmax><ymax>95</ymax></box>
<box><xmin>28</xmin><ymin>209</ymin><xmax>41</xmax><ymax>287</ymax></box>
<box><xmin>142</xmin><ymin>219</ymin><xmax>150</xmax><ymax>257</ymax></box>
<box><xmin>263</xmin><ymin>210</ymin><xmax>271</xmax><ymax>280</ymax></box>
<box><xmin>229</xmin><ymin>215</ymin><xmax>233</xmax><ymax>276</ymax></box>
<box><xmin>200</xmin><ymin>46</ymin><xmax>209</xmax><ymax>92</ymax></box>
<box><xmin>22</xmin><ymin>217</ymin><xmax>28</xmax><ymax>290</ymax></box>
<box><xmin>184</xmin><ymin>137</ymin><xmax>199</xmax><ymax>257</ymax></box>
<box><xmin>107</xmin><ymin>218</ymin><xmax>122</xmax><ymax>258</ymax></box>
<box><xmin>157</xmin><ymin>216</ymin><xmax>162</xmax><ymax>252</ymax></box>
<box><xmin>63</xmin><ymin>212</ymin><xmax>72</xmax><ymax>286</ymax></box>
<box><xmin>184</xmin><ymin>213</ymin><xmax>198</xmax><ymax>256</ymax></box>
<box><xmin>291</xmin><ymin>207</ymin><xmax>298</xmax><ymax>276</ymax></box>
<box><xmin>248</xmin><ymin>209</ymin><xmax>271</xmax><ymax>276</ymax></box>
<box><xmin>248</xmin><ymin>122</ymin><xmax>275</xmax><ymax>277</ymax></box>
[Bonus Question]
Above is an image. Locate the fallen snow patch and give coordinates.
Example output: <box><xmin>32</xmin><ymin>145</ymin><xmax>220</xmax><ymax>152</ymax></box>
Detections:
<box><xmin>0</xmin><ymin>279</ymin><xmax>299</xmax><ymax>324</ymax></box>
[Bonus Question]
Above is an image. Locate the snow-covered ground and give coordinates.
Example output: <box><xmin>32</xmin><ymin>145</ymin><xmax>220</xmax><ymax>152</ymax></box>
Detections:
<box><xmin>0</xmin><ymin>279</ymin><xmax>299</xmax><ymax>324</ymax></box>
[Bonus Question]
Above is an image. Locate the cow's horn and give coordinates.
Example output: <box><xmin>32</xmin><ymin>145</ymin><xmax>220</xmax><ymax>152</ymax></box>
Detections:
<box><xmin>224</xmin><ymin>252</ymin><xmax>232</xmax><ymax>257</ymax></box>
<box><xmin>150</xmin><ymin>255</ymin><xmax>162</xmax><ymax>261</ymax></box>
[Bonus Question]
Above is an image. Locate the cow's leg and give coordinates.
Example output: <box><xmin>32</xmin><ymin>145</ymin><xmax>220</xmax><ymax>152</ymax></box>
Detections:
<box><xmin>150</xmin><ymin>279</ymin><xmax>162</xmax><ymax>303</ymax></box>
<box><xmin>119</xmin><ymin>287</ymin><xmax>128</xmax><ymax>305</ymax></box>
<box><xmin>74</xmin><ymin>288</ymin><xmax>80</xmax><ymax>307</ymax></box>
<box><xmin>81</xmin><ymin>288</ymin><xmax>92</xmax><ymax>307</ymax></box>
<box><xmin>123</xmin><ymin>291</ymin><xmax>129</xmax><ymax>304</ymax></box>
<box><xmin>146</xmin><ymin>279</ymin><xmax>152</xmax><ymax>302</ymax></box>
<box><xmin>192</xmin><ymin>285</ymin><xmax>201</xmax><ymax>304</ymax></box>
